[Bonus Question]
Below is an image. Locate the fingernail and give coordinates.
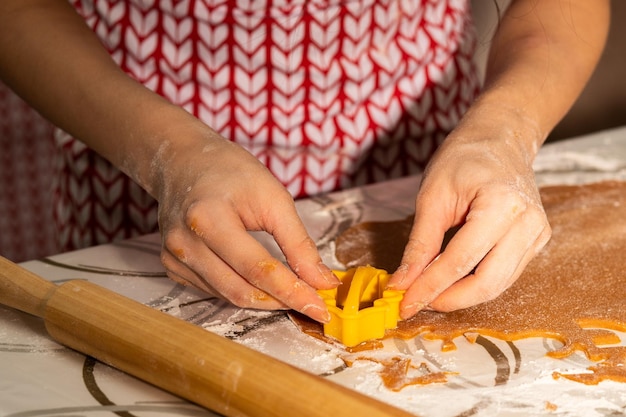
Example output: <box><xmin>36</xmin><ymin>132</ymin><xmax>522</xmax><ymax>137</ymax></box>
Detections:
<box><xmin>321</xmin><ymin>310</ymin><xmax>331</xmax><ymax>323</ymax></box>
<box><xmin>401</xmin><ymin>301</ymin><xmax>426</xmax><ymax>320</ymax></box>
<box><xmin>301</xmin><ymin>303</ymin><xmax>331</xmax><ymax>323</ymax></box>
<box><xmin>318</xmin><ymin>262</ymin><xmax>340</xmax><ymax>287</ymax></box>
<box><xmin>387</xmin><ymin>264</ymin><xmax>408</xmax><ymax>289</ymax></box>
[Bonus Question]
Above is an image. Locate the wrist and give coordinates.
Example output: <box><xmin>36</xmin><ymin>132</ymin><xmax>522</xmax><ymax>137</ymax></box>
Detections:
<box><xmin>451</xmin><ymin>94</ymin><xmax>546</xmax><ymax>162</ymax></box>
<box><xmin>110</xmin><ymin>101</ymin><xmax>220</xmax><ymax>201</ymax></box>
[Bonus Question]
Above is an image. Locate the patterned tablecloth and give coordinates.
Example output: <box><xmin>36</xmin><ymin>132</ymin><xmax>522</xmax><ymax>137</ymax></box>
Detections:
<box><xmin>3</xmin><ymin>127</ymin><xmax>626</xmax><ymax>417</ymax></box>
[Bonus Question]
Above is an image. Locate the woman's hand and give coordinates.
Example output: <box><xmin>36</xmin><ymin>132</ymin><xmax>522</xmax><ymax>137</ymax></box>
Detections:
<box><xmin>387</xmin><ymin>0</ymin><xmax>609</xmax><ymax>319</ymax></box>
<box><xmin>0</xmin><ymin>0</ymin><xmax>338</xmax><ymax>323</ymax></box>
<box><xmin>154</xmin><ymin>126</ymin><xmax>338</xmax><ymax>323</ymax></box>
<box><xmin>388</xmin><ymin>106</ymin><xmax>552</xmax><ymax>318</ymax></box>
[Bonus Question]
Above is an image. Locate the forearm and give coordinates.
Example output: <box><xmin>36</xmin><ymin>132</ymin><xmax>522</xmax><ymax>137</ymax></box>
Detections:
<box><xmin>0</xmin><ymin>0</ymin><xmax>199</xmax><ymax>197</ymax></box>
<box><xmin>471</xmin><ymin>0</ymin><xmax>610</xmax><ymax>151</ymax></box>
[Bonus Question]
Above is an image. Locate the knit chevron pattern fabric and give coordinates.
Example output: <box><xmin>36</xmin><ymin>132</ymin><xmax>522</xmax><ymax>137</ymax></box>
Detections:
<box><xmin>52</xmin><ymin>0</ymin><xmax>480</xmax><ymax>252</ymax></box>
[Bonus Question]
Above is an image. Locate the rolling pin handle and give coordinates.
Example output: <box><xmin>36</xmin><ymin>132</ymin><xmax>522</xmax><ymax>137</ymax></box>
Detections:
<box><xmin>0</xmin><ymin>255</ymin><xmax>56</xmax><ymax>318</ymax></box>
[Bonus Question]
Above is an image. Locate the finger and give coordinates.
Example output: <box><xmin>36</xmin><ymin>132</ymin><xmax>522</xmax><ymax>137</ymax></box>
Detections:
<box><xmin>387</xmin><ymin>194</ymin><xmax>454</xmax><ymax>291</ymax></box>
<box><xmin>187</xmin><ymin>205</ymin><xmax>332</xmax><ymax>323</ymax></box>
<box><xmin>397</xmin><ymin>200</ymin><xmax>520</xmax><ymax>318</ymax></box>
<box><xmin>269</xmin><ymin>205</ymin><xmax>340</xmax><ymax>290</ymax></box>
<box><xmin>161</xmin><ymin>232</ymin><xmax>287</xmax><ymax>310</ymax></box>
<box><xmin>429</xmin><ymin>219</ymin><xmax>551</xmax><ymax>312</ymax></box>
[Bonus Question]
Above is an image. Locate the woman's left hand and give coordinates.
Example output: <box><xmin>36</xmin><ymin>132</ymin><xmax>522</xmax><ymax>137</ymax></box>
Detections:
<box><xmin>387</xmin><ymin>105</ymin><xmax>552</xmax><ymax>318</ymax></box>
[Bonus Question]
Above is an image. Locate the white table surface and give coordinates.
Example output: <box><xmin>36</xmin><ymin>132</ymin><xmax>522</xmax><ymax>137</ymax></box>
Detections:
<box><xmin>3</xmin><ymin>126</ymin><xmax>626</xmax><ymax>417</ymax></box>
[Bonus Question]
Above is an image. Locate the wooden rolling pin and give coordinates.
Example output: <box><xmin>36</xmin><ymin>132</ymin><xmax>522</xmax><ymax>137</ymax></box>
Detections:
<box><xmin>0</xmin><ymin>256</ymin><xmax>414</xmax><ymax>417</ymax></box>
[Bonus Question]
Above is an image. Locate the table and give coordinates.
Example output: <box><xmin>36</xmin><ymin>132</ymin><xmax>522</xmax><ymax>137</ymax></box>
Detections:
<box><xmin>3</xmin><ymin>126</ymin><xmax>626</xmax><ymax>417</ymax></box>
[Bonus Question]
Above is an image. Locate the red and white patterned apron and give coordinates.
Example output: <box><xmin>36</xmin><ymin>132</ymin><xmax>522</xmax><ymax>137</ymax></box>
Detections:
<box><xmin>53</xmin><ymin>0</ymin><xmax>480</xmax><ymax>251</ymax></box>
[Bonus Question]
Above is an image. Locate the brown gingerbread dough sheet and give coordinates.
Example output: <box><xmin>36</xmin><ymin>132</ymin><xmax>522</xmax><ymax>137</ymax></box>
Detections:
<box><xmin>296</xmin><ymin>180</ymin><xmax>626</xmax><ymax>387</ymax></box>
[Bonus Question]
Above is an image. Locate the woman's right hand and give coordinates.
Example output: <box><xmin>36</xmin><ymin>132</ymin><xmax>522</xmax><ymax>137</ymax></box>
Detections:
<box><xmin>153</xmin><ymin>124</ymin><xmax>339</xmax><ymax>323</ymax></box>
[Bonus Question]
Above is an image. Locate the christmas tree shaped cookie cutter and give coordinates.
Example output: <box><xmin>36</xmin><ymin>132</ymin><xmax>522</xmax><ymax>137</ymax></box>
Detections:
<box><xmin>318</xmin><ymin>266</ymin><xmax>404</xmax><ymax>347</ymax></box>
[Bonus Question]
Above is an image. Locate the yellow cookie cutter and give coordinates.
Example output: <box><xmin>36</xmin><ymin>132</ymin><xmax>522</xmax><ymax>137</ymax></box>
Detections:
<box><xmin>318</xmin><ymin>266</ymin><xmax>404</xmax><ymax>347</ymax></box>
